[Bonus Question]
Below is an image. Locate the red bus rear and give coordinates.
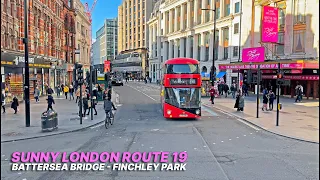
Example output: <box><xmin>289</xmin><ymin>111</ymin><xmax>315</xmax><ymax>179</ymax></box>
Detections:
<box><xmin>160</xmin><ymin>58</ymin><xmax>201</xmax><ymax>119</ymax></box>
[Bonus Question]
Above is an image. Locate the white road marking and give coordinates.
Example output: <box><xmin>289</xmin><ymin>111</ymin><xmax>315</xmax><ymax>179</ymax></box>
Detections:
<box><xmin>126</xmin><ymin>84</ymin><xmax>157</xmax><ymax>101</ymax></box>
<box><xmin>194</xmin><ymin>148</ymin><xmax>197</xmax><ymax>150</ymax></box>
<box><xmin>229</xmin><ymin>139</ymin><xmax>232</xmax><ymax>141</ymax></box>
<box><xmin>237</xmin><ymin>119</ymin><xmax>260</xmax><ymax>131</ymax></box>
<box><xmin>203</xmin><ymin>146</ymin><xmax>207</xmax><ymax>148</ymax></box>
<box><xmin>117</xmin><ymin>104</ymin><xmax>122</xmax><ymax>107</ymax></box>
<box><xmin>151</xmin><ymin>129</ymin><xmax>159</xmax><ymax>131</ymax></box>
<box><xmin>141</xmin><ymin>144</ymin><xmax>144</xmax><ymax>146</ymax></box>
<box><xmin>236</xmin><ymin>137</ymin><xmax>239</xmax><ymax>138</ymax></box>
<box><xmin>133</xmin><ymin>142</ymin><xmax>136</xmax><ymax>143</ymax></box>
<box><xmin>213</xmin><ymin>143</ymin><xmax>216</xmax><ymax>145</ymax></box>
<box><xmin>221</xmin><ymin>141</ymin><xmax>224</xmax><ymax>143</ymax></box>
<box><xmin>243</xmin><ymin>135</ymin><xmax>246</xmax><ymax>136</ymax></box>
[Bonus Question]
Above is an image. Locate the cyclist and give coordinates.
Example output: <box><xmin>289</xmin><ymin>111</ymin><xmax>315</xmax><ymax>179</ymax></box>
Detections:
<box><xmin>104</xmin><ymin>96</ymin><xmax>117</xmax><ymax>119</ymax></box>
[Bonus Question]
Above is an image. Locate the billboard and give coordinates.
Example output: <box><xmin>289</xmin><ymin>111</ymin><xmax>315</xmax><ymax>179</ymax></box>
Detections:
<box><xmin>262</xmin><ymin>6</ymin><xmax>279</xmax><ymax>43</ymax></box>
<box><xmin>242</xmin><ymin>47</ymin><xmax>265</xmax><ymax>63</ymax></box>
<box><xmin>104</xmin><ymin>60</ymin><xmax>110</xmax><ymax>73</ymax></box>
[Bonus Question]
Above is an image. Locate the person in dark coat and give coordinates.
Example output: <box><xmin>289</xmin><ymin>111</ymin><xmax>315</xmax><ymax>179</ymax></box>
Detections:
<box><xmin>46</xmin><ymin>95</ymin><xmax>55</xmax><ymax>111</ymax></box>
<box><xmin>11</xmin><ymin>96</ymin><xmax>19</xmax><ymax>114</ymax></box>
<box><xmin>1</xmin><ymin>91</ymin><xmax>6</xmax><ymax>113</ymax></box>
<box><xmin>237</xmin><ymin>94</ymin><xmax>245</xmax><ymax>111</ymax></box>
<box><xmin>209</xmin><ymin>87</ymin><xmax>216</xmax><ymax>104</ymax></box>
<box><xmin>223</xmin><ymin>84</ymin><xmax>229</xmax><ymax>98</ymax></box>
<box><xmin>82</xmin><ymin>94</ymin><xmax>89</xmax><ymax>116</ymax></box>
<box><xmin>234</xmin><ymin>90</ymin><xmax>241</xmax><ymax>110</ymax></box>
<box><xmin>262</xmin><ymin>93</ymin><xmax>269</xmax><ymax>111</ymax></box>
<box><xmin>268</xmin><ymin>90</ymin><xmax>275</xmax><ymax>110</ymax></box>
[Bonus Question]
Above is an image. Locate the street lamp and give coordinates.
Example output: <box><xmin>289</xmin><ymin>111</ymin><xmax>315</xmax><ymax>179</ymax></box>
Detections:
<box><xmin>202</xmin><ymin>3</ymin><xmax>217</xmax><ymax>86</ymax></box>
<box><xmin>23</xmin><ymin>0</ymin><xmax>31</xmax><ymax>127</ymax></box>
<box><xmin>237</xmin><ymin>0</ymin><xmax>243</xmax><ymax>90</ymax></box>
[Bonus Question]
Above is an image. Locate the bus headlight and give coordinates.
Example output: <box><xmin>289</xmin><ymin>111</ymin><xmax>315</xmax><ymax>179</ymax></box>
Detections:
<box><xmin>167</xmin><ymin>110</ymin><xmax>172</xmax><ymax>115</ymax></box>
<box><xmin>195</xmin><ymin>109</ymin><xmax>200</xmax><ymax>115</ymax></box>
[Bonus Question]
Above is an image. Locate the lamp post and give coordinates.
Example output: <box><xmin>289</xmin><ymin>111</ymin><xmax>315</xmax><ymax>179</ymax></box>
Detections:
<box><xmin>237</xmin><ymin>0</ymin><xmax>243</xmax><ymax>90</ymax></box>
<box><xmin>202</xmin><ymin>2</ymin><xmax>217</xmax><ymax>86</ymax></box>
<box><xmin>23</xmin><ymin>0</ymin><xmax>31</xmax><ymax>127</ymax></box>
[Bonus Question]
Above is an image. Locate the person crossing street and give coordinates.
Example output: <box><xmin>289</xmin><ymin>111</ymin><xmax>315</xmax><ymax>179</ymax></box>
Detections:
<box><xmin>64</xmin><ymin>85</ymin><xmax>69</xmax><ymax>99</ymax></box>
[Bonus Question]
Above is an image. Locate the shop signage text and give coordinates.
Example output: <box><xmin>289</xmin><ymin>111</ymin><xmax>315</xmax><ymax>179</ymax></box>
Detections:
<box><xmin>242</xmin><ymin>47</ymin><xmax>265</xmax><ymax>63</ymax></box>
<box><xmin>219</xmin><ymin>63</ymin><xmax>304</xmax><ymax>70</ymax></box>
<box><xmin>262</xmin><ymin>75</ymin><xmax>319</xmax><ymax>81</ymax></box>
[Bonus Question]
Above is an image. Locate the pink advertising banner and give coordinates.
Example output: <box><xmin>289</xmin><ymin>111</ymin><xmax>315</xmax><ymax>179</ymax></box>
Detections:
<box><xmin>242</xmin><ymin>47</ymin><xmax>265</xmax><ymax>63</ymax></box>
<box><xmin>262</xmin><ymin>6</ymin><xmax>279</xmax><ymax>43</ymax></box>
<box><xmin>219</xmin><ymin>63</ymin><xmax>304</xmax><ymax>70</ymax></box>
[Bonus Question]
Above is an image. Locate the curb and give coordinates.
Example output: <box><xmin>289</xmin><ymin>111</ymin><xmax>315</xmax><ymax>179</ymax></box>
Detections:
<box><xmin>202</xmin><ymin>104</ymin><xmax>319</xmax><ymax>144</ymax></box>
<box><xmin>1</xmin><ymin>91</ymin><xmax>120</xmax><ymax>144</ymax></box>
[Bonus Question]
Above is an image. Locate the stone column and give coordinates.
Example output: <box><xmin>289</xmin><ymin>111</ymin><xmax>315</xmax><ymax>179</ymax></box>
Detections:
<box><xmin>200</xmin><ymin>33</ymin><xmax>206</xmax><ymax>61</ymax></box>
<box><xmin>164</xmin><ymin>12</ymin><xmax>168</xmax><ymax>35</ymax></box>
<box><xmin>169</xmin><ymin>41</ymin><xmax>173</xmax><ymax>59</ymax></box>
<box><xmin>169</xmin><ymin>10</ymin><xmax>173</xmax><ymax>33</ymax></box>
<box><xmin>193</xmin><ymin>35</ymin><xmax>198</xmax><ymax>59</ymax></box>
<box><xmin>209</xmin><ymin>31</ymin><xmax>214</xmax><ymax>62</ymax></box>
<box><xmin>186</xmin><ymin>1</ymin><xmax>191</xmax><ymax>28</ymax></box>
<box><xmin>174</xmin><ymin>8</ymin><xmax>178</xmax><ymax>32</ymax></box>
<box><xmin>194</xmin><ymin>0</ymin><xmax>198</xmax><ymax>25</ymax></box>
<box><xmin>149</xmin><ymin>26</ymin><xmax>153</xmax><ymax>57</ymax></box>
<box><xmin>186</xmin><ymin>36</ymin><xmax>191</xmax><ymax>58</ymax></box>
<box><xmin>174</xmin><ymin>40</ymin><xmax>179</xmax><ymax>58</ymax></box>
<box><xmin>153</xmin><ymin>26</ymin><xmax>156</xmax><ymax>58</ymax></box>
<box><xmin>180</xmin><ymin>38</ymin><xmax>185</xmax><ymax>57</ymax></box>
<box><xmin>181</xmin><ymin>4</ymin><xmax>185</xmax><ymax>30</ymax></box>
<box><xmin>164</xmin><ymin>41</ymin><xmax>168</xmax><ymax>61</ymax></box>
<box><xmin>218</xmin><ymin>29</ymin><xmax>223</xmax><ymax>60</ymax></box>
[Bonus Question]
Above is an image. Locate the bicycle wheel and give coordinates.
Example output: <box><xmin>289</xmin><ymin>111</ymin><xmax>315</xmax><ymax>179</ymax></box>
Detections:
<box><xmin>110</xmin><ymin>112</ymin><xmax>114</xmax><ymax>125</ymax></box>
<box><xmin>105</xmin><ymin>117</ymin><xmax>110</xmax><ymax>129</ymax></box>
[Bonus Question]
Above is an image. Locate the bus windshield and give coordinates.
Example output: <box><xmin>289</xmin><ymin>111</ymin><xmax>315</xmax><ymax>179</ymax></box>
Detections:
<box><xmin>165</xmin><ymin>88</ymin><xmax>201</xmax><ymax>108</ymax></box>
<box><xmin>166</xmin><ymin>64</ymin><xmax>199</xmax><ymax>74</ymax></box>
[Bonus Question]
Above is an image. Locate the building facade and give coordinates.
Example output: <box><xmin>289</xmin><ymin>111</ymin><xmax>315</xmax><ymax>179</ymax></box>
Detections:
<box><xmin>94</xmin><ymin>18</ymin><xmax>118</xmax><ymax>65</ymax></box>
<box><xmin>147</xmin><ymin>0</ymin><xmax>319</xmax><ymax>98</ymax></box>
<box><xmin>74</xmin><ymin>0</ymin><xmax>91</xmax><ymax>73</ymax></box>
<box><xmin>92</xmin><ymin>39</ymin><xmax>100</xmax><ymax>65</ymax></box>
<box><xmin>1</xmin><ymin>0</ymin><xmax>76</xmax><ymax>103</ymax></box>
<box><xmin>117</xmin><ymin>0</ymin><xmax>156</xmax><ymax>77</ymax></box>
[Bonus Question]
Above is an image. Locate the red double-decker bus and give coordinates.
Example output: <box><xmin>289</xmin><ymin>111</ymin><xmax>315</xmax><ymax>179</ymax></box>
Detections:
<box><xmin>160</xmin><ymin>58</ymin><xmax>201</xmax><ymax>119</ymax></box>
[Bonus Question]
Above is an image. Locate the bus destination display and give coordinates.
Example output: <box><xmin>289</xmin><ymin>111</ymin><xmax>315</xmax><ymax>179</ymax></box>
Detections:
<box><xmin>169</xmin><ymin>78</ymin><xmax>197</xmax><ymax>85</ymax></box>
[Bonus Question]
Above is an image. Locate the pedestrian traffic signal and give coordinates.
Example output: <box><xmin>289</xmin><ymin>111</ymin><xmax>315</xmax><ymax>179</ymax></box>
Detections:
<box><xmin>77</xmin><ymin>69</ymin><xmax>84</xmax><ymax>85</ymax></box>
<box><xmin>86</xmin><ymin>71</ymin><xmax>90</xmax><ymax>84</ymax></box>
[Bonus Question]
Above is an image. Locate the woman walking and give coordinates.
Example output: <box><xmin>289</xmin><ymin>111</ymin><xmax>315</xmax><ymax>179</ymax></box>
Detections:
<box><xmin>56</xmin><ymin>85</ymin><xmax>61</xmax><ymax>97</ymax></box>
<box><xmin>209</xmin><ymin>87</ymin><xmax>216</xmax><ymax>104</ymax></box>
<box><xmin>268</xmin><ymin>90</ymin><xmax>275</xmax><ymax>111</ymax></box>
<box><xmin>1</xmin><ymin>91</ymin><xmax>6</xmax><ymax>113</ymax></box>
<box><xmin>262</xmin><ymin>92</ymin><xmax>269</xmax><ymax>111</ymax></box>
<box><xmin>237</xmin><ymin>93</ymin><xmax>245</xmax><ymax>111</ymax></box>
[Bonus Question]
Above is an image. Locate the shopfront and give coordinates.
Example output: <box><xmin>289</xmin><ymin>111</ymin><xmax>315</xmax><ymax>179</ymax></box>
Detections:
<box><xmin>219</xmin><ymin>60</ymin><xmax>319</xmax><ymax>99</ymax></box>
<box><xmin>1</xmin><ymin>52</ymin><xmax>51</xmax><ymax>103</ymax></box>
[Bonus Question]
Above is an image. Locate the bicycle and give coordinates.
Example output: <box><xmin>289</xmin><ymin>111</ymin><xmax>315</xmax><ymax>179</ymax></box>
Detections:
<box><xmin>105</xmin><ymin>110</ymin><xmax>115</xmax><ymax>129</ymax></box>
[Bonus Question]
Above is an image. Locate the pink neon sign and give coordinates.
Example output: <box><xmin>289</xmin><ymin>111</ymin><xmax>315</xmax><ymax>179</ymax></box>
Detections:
<box><xmin>242</xmin><ymin>47</ymin><xmax>265</xmax><ymax>63</ymax></box>
<box><xmin>262</xmin><ymin>6</ymin><xmax>279</xmax><ymax>43</ymax></box>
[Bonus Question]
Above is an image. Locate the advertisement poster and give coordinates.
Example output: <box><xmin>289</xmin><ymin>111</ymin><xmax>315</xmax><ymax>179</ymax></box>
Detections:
<box><xmin>104</xmin><ymin>60</ymin><xmax>110</xmax><ymax>73</ymax></box>
<box><xmin>262</xmin><ymin>6</ymin><xmax>279</xmax><ymax>42</ymax></box>
<box><xmin>242</xmin><ymin>47</ymin><xmax>265</xmax><ymax>63</ymax></box>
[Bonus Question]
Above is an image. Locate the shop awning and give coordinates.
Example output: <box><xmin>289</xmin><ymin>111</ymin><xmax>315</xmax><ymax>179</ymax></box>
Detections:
<box><xmin>216</xmin><ymin>71</ymin><xmax>226</xmax><ymax>78</ymax></box>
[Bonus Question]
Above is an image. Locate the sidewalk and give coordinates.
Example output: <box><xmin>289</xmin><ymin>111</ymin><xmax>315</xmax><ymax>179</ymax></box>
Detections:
<box><xmin>1</xmin><ymin>92</ymin><xmax>119</xmax><ymax>142</ymax></box>
<box><xmin>202</xmin><ymin>96</ymin><xmax>319</xmax><ymax>143</ymax></box>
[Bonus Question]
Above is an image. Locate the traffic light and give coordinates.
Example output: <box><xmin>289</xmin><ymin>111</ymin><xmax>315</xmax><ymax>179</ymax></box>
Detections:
<box><xmin>76</xmin><ymin>63</ymin><xmax>84</xmax><ymax>85</ymax></box>
<box><xmin>86</xmin><ymin>71</ymin><xmax>90</xmax><ymax>84</ymax></box>
<box><xmin>243</xmin><ymin>70</ymin><xmax>253</xmax><ymax>84</ymax></box>
<box><xmin>92</xmin><ymin>69</ymin><xmax>97</xmax><ymax>84</ymax></box>
<box><xmin>277</xmin><ymin>70</ymin><xmax>285</xmax><ymax>85</ymax></box>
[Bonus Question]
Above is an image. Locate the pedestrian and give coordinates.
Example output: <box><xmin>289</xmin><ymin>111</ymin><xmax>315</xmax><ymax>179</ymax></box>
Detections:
<box><xmin>34</xmin><ymin>87</ymin><xmax>40</xmax><ymax>103</ymax></box>
<box><xmin>295</xmin><ymin>83</ymin><xmax>303</xmax><ymax>102</ymax></box>
<box><xmin>46</xmin><ymin>94</ymin><xmax>55</xmax><ymax>111</ymax></box>
<box><xmin>224</xmin><ymin>84</ymin><xmax>229</xmax><ymax>98</ymax></box>
<box><xmin>56</xmin><ymin>85</ymin><xmax>61</xmax><ymax>97</ymax></box>
<box><xmin>230</xmin><ymin>83</ymin><xmax>237</xmax><ymax>99</ymax></box>
<box><xmin>268</xmin><ymin>90</ymin><xmax>275</xmax><ymax>110</ymax></box>
<box><xmin>75</xmin><ymin>88</ymin><xmax>80</xmax><ymax>103</ymax></box>
<box><xmin>218</xmin><ymin>83</ymin><xmax>223</xmax><ymax>96</ymax></box>
<box><xmin>262</xmin><ymin>92</ymin><xmax>269</xmax><ymax>111</ymax></box>
<box><xmin>242</xmin><ymin>84</ymin><xmax>249</xmax><ymax>96</ymax></box>
<box><xmin>69</xmin><ymin>85</ymin><xmax>74</xmax><ymax>101</ymax></box>
<box><xmin>237</xmin><ymin>93</ymin><xmax>245</xmax><ymax>111</ymax></box>
<box><xmin>11</xmin><ymin>96</ymin><xmax>19</xmax><ymax>114</ymax></box>
<box><xmin>47</xmin><ymin>86</ymin><xmax>54</xmax><ymax>95</ymax></box>
<box><xmin>87</xmin><ymin>96</ymin><xmax>98</xmax><ymax>115</ymax></box>
<box><xmin>234</xmin><ymin>90</ymin><xmax>241</xmax><ymax>110</ymax></box>
<box><xmin>63</xmin><ymin>85</ymin><xmax>69</xmax><ymax>99</ymax></box>
<box><xmin>83</xmin><ymin>95</ymin><xmax>89</xmax><ymax>116</ymax></box>
<box><xmin>209</xmin><ymin>86</ymin><xmax>215</xmax><ymax>104</ymax></box>
<box><xmin>103</xmin><ymin>89</ymin><xmax>108</xmax><ymax>100</ymax></box>
<box><xmin>1</xmin><ymin>90</ymin><xmax>6</xmax><ymax>113</ymax></box>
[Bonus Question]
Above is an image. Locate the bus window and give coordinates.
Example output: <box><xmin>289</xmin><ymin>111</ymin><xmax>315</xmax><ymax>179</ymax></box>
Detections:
<box><xmin>165</xmin><ymin>64</ymin><xmax>199</xmax><ymax>74</ymax></box>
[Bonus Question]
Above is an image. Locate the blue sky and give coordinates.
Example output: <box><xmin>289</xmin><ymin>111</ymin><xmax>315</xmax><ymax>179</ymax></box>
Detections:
<box><xmin>81</xmin><ymin>0</ymin><xmax>122</xmax><ymax>39</ymax></box>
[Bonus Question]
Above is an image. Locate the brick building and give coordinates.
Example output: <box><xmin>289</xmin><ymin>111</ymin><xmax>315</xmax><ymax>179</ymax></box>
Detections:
<box><xmin>1</xmin><ymin>0</ymin><xmax>76</xmax><ymax>103</ymax></box>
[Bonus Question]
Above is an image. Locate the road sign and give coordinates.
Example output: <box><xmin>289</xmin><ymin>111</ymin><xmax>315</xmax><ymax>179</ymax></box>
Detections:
<box><xmin>75</xmin><ymin>49</ymin><xmax>80</xmax><ymax>54</ymax></box>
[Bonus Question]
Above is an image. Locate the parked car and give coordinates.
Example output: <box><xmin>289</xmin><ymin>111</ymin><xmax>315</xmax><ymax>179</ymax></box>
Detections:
<box><xmin>112</xmin><ymin>77</ymin><xmax>124</xmax><ymax>86</ymax></box>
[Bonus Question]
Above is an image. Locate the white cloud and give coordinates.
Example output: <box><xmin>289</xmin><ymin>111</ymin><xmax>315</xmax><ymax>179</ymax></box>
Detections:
<box><xmin>92</xmin><ymin>38</ymin><xmax>96</xmax><ymax>43</ymax></box>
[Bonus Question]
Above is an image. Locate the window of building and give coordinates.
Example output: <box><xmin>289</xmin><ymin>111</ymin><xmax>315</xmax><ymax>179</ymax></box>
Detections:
<box><xmin>215</xmin><ymin>0</ymin><xmax>220</xmax><ymax>19</ymax></box>
<box><xmin>293</xmin><ymin>30</ymin><xmax>305</xmax><ymax>53</ymax></box>
<box><xmin>225</xmin><ymin>0</ymin><xmax>230</xmax><ymax>17</ymax></box>
<box><xmin>294</xmin><ymin>0</ymin><xmax>306</xmax><ymax>24</ymax></box>
<box><xmin>275</xmin><ymin>32</ymin><xmax>284</xmax><ymax>55</ymax></box>
<box><xmin>234</xmin><ymin>23</ymin><xmax>239</xmax><ymax>34</ymax></box>
<box><xmin>223</xmin><ymin>47</ymin><xmax>228</xmax><ymax>59</ymax></box>
<box><xmin>234</xmin><ymin>2</ymin><xmax>240</xmax><ymax>13</ymax></box>
<box><xmin>233</xmin><ymin>46</ymin><xmax>239</xmax><ymax>57</ymax></box>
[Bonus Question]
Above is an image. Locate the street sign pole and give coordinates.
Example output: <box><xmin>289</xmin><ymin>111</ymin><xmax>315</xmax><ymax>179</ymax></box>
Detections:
<box><xmin>24</xmin><ymin>0</ymin><xmax>30</xmax><ymax>127</ymax></box>
<box><xmin>256</xmin><ymin>65</ymin><xmax>260</xmax><ymax>118</ymax></box>
<box><xmin>90</xmin><ymin>63</ymin><xmax>93</xmax><ymax>120</ymax></box>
